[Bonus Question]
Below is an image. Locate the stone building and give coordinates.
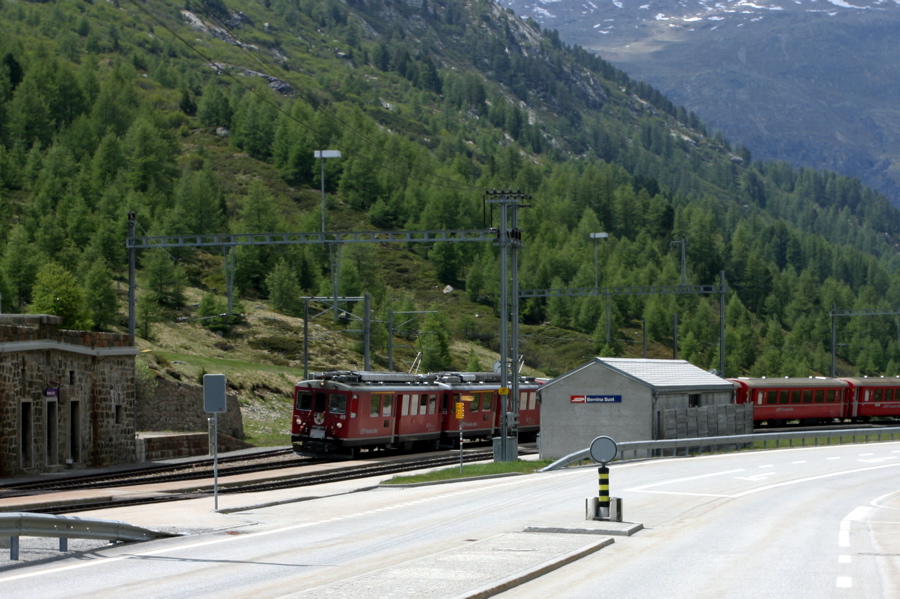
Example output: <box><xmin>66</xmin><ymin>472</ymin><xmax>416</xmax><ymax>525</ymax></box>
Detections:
<box><xmin>0</xmin><ymin>314</ymin><xmax>138</xmax><ymax>477</ymax></box>
<box><xmin>537</xmin><ymin>357</ymin><xmax>749</xmax><ymax>460</ymax></box>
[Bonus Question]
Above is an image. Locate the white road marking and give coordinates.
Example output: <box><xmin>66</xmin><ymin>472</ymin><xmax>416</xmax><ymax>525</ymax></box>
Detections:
<box><xmin>792</xmin><ymin>460</ymin><xmax>807</xmax><ymax>464</ymax></box>
<box><xmin>625</xmin><ymin>469</ymin><xmax>744</xmax><ymax>493</ymax></box>
<box><xmin>734</xmin><ymin>473</ymin><xmax>777</xmax><ymax>481</ymax></box>
<box><xmin>759</xmin><ymin>464</ymin><xmax>774</xmax><ymax>468</ymax></box>
<box><xmin>839</xmin><ymin>554</ymin><xmax>852</xmax><ymax>564</ymax></box>
<box><xmin>836</xmin><ymin>576</ymin><xmax>852</xmax><ymax>588</ymax></box>
<box><xmin>827</xmin><ymin>457</ymin><xmax>842</xmax><ymax>460</ymax></box>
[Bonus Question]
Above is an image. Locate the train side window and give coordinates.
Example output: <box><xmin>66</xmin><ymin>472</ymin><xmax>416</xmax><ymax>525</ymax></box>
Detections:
<box><xmin>826</xmin><ymin>390</ymin><xmax>836</xmax><ymax>403</ymax></box>
<box><xmin>471</xmin><ymin>394</ymin><xmax>480</xmax><ymax>411</ymax></box>
<box><xmin>409</xmin><ymin>394</ymin><xmax>419</xmax><ymax>416</ymax></box>
<box><xmin>296</xmin><ymin>392</ymin><xmax>312</xmax><ymax>411</ymax></box>
<box><xmin>766</xmin><ymin>391</ymin><xmax>777</xmax><ymax>405</ymax></box>
<box><xmin>802</xmin><ymin>390</ymin><xmax>812</xmax><ymax>404</ymax></box>
<box><xmin>383</xmin><ymin>396</ymin><xmax>393</xmax><ymax>417</ymax></box>
<box><xmin>482</xmin><ymin>393</ymin><xmax>492</xmax><ymax>411</ymax></box>
<box><xmin>873</xmin><ymin>388</ymin><xmax>884</xmax><ymax>402</ymax></box>
<box><xmin>813</xmin><ymin>390</ymin><xmax>823</xmax><ymax>403</ymax></box>
<box><xmin>428</xmin><ymin>394</ymin><xmax>437</xmax><ymax>415</ymax></box>
<box><xmin>314</xmin><ymin>392</ymin><xmax>327</xmax><ymax>412</ymax></box>
<box><xmin>329</xmin><ymin>394</ymin><xmax>347</xmax><ymax>415</ymax></box>
<box><xmin>778</xmin><ymin>391</ymin><xmax>788</xmax><ymax>405</ymax></box>
<box><xmin>370</xmin><ymin>395</ymin><xmax>381</xmax><ymax>417</ymax></box>
<box><xmin>419</xmin><ymin>395</ymin><xmax>428</xmax><ymax>415</ymax></box>
<box><xmin>529</xmin><ymin>392</ymin><xmax>537</xmax><ymax>410</ymax></box>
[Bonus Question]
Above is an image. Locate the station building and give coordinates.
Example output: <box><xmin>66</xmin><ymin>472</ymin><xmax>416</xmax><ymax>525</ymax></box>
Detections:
<box><xmin>537</xmin><ymin>357</ymin><xmax>749</xmax><ymax>460</ymax></box>
<box><xmin>0</xmin><ymin>314</ymin><xmax>139</xmax><ymax>477</ymax></box>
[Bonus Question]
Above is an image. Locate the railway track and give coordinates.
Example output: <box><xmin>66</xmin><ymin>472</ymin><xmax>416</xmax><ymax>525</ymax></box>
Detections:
<box><xmin>6</xmin><ymin>448</ymin><xmax>525</xmax><ymax>515</ymax></box>
<box><xmin>0</xmin><ymin>448</ymin><xmax>307</xmax><ymax>496</ymax></box>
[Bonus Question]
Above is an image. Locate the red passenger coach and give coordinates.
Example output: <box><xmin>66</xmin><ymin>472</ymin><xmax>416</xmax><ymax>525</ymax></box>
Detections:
<box><xmin>291</xmin><ymin>370</ymin><xmax>542</xmax><ymax>457</ymax></box>
<box><xmin>730</xmin><ymin>377</ymin><xmax>850</xmax><ymax>426</ymax></box>
<box><xmin>841</xmin><ymin>377</ymin><xmax>900</xmax><ymax>421</ymax></box>
<box><xmin>425</xmin><ymin>372</ymin><xmax>542</xmax><ymax>442</ymax></box>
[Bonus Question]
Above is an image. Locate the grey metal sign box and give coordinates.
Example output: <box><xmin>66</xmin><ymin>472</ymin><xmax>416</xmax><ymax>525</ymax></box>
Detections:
<box><xmin>203</xmin><ymin>374</ymin><xmax>227</xmax><ymax>413</ymax></box>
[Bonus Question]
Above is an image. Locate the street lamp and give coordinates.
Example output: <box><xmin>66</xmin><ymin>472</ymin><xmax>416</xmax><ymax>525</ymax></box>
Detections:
<box><xmin>315</xmin><ymin>150</ymin><xmax>342</xmax><ymax>319</ymax></box>
<box><xmin>590</xmin><ymin>232</ymin><xmax>608</xmax><ymax>290</ymax></box>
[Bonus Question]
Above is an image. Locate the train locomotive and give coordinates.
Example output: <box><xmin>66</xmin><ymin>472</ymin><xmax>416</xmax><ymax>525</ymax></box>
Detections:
<box><xmin>291</xmin><ymin>370</ymin><xmax>542</xmax><ymax>457</ymax></box>
<box><xmin>730</xmin><ymin>376</ymin><xmax>900</xmax><ymax>426</ymax></box>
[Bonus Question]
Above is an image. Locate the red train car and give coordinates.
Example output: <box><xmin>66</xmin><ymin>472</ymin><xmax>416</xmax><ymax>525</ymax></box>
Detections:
<box><xmin>425</xmin><ymin>371</ymin><xmax>542</xmax><ymax>442</ymax></box>
<box><xmin>291</xmin><ymin>370</ymin><xmax>542</xmax><ymax>457</ymax></box>
<box><xmin>841</xmin><ymin>377</ymin><xmax>900</xmax><ymax>421</ymax></box>
<box><xmin>730</xmin><ymin>377</ymin><xmax>850</xmax><ymax>425</ymax></box>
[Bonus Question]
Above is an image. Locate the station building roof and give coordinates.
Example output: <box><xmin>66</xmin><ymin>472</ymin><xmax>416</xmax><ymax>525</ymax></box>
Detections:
<box><xmin>541</xmin><ymin>357</ymin><xmax>735</xmax><ymax>394</ymax></box>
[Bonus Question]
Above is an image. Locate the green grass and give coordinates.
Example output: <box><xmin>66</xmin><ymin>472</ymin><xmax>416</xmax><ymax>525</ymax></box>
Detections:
<box><xmin>382</xmin><ymin>459</ymin><xmax>554</xmax><ymax>485</ymax></box>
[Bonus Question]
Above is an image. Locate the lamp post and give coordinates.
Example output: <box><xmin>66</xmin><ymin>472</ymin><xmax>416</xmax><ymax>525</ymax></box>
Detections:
<box><xmin>315</xmin><ymin>150</ymin><xmax>342</xmax><ymax>320</ymax></box>
<box><xmin>590</xmin><ymin>232</ymin><xmax>608</xmax><ymax>290</ymax></box>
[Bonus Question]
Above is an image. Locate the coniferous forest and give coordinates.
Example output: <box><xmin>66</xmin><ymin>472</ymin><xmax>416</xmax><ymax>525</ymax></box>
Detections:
<box><xmin>2</xmin><ymin>0</ymin><xmax>900</xmax><ymax>379</ymax></box>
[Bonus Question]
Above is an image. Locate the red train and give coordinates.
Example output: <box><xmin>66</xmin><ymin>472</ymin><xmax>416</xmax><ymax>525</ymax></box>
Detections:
<box><xmin>730</xmin><ymin>376</ymin><xmax>900</xmax><ymax>426</ymax></box>
<box><xmin>291</xmin><ymin>370</ymin><xmax>542</xmax><ymax>457</ymax></box>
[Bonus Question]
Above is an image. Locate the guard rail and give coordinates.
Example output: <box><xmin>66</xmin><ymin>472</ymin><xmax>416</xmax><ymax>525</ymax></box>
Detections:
<box><xmin>541</xmin><ymin>426</ymin><xmax>900</xmax><ymax>471</ymax></box>
<box><xmin>0</xmin><ymin>512</ymin><xmax>178</xmax><ymax>561</ymax></box>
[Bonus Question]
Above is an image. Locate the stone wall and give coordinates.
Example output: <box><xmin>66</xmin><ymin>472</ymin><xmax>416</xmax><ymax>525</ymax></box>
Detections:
<box><xmin>135</xmin><ymin>432</ymin><xmax>252</xmax><ymax>461</ymax></box>
<box><xmin>0</xmin><ymin>315</ymin><xmax>138</xmax><ymax>477</ymax></box>
<box><xmin>136</xmin><ymin>377</ymin><xmax>244</xmax><ymax>439</ymax></box>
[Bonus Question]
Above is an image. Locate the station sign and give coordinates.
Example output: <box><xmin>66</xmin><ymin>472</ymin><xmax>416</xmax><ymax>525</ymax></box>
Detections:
<box><xmin>571</xmin><ymin>394</ymin><xmax>622</xmax><ymax>404</ymax></box>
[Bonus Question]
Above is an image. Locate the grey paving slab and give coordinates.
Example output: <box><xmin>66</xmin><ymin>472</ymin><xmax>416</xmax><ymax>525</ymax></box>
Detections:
<box><xmin>283</xmin><ymin>532</ymin><xmax>613</xmax><ymax>599</ymax></box>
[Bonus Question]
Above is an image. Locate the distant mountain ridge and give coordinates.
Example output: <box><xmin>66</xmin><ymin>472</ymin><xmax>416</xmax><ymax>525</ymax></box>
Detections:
<box><xmin>501</xmin><ymin>0</ymin><xmax>900</xmax><ymax>206</ymax></box>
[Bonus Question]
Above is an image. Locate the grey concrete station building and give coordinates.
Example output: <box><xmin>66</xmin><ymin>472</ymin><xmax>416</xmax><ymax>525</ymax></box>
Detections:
<box><xmin>537</xmin><ymin>357</ymin><xmax>750</xmax><ymax>460</ymax></box>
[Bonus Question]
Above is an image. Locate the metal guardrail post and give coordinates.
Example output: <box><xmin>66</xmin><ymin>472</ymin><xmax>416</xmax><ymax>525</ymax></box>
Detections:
<box><xmin>0</xmin><ymin>512</ymin><xmax>178</xmax><ymax>560</ymax></box>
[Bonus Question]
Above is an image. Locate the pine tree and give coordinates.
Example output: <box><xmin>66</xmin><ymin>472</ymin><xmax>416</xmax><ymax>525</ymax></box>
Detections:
<box><xmin>29</xmin><ymin>262</ymin><xmax>92</xmax><ymax>330</ymax></box>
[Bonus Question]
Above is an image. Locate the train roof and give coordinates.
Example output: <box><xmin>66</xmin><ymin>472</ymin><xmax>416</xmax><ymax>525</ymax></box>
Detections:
<box><xmin>839</xmin><ymin>376</ymin><xmax>900</xmax><ymax>387</ymax></box>
<box><xmin>729</xmin><ymin>377</ymin><xmax>850</xmax><ymax>389</ymax></box>
<box><xmin>305</xmin><ymin>370</ymin><xmax>423</xmax><ymax>384</ymax></box>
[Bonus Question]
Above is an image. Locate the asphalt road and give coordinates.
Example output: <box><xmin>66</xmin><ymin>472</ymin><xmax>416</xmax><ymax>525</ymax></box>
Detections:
<box><xmin>0</xmin><ymin>442</ymin><xmax>897</xmax><ymax>598</ymax></box>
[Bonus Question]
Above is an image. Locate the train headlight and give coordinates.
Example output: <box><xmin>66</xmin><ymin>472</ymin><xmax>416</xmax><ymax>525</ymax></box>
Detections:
<box><xmin>294</xmin><ymin>416</ymin><xmax>302</xmax><ymax>425</ymax></box>
<box><xmin>336</xmin><ymin>422</ymin><xmax>343</xmax><ymax>429</ymax></box>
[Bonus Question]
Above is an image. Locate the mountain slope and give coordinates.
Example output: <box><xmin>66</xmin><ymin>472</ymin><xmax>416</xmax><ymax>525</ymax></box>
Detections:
<box><xmin>500</xmin><ymin>0</ymin><xmax>900</xmax><ymax>206</ymax></box>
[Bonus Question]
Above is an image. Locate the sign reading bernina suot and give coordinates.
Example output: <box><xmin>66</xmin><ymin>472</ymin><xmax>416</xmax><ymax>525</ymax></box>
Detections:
<box><xmin>570</xmin><ymin>394</ymin><xmax>622</xmax><ymax>404</ymax></box>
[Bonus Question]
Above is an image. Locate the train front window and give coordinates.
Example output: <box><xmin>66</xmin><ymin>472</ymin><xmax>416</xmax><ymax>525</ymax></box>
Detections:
<box><xmin>314</xmin><ymin>392</ymin><xmax>327</xmax><ymax>412</ymax></box>
<box><xmin>296</xmin><ymin>392</ymin><xmax>312</xmax><ymax>411</ymax></box>
<box><xmin>329</xmin><ymin>394</ymin><xmax>347</xmax><ymax>415</ymax></box>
